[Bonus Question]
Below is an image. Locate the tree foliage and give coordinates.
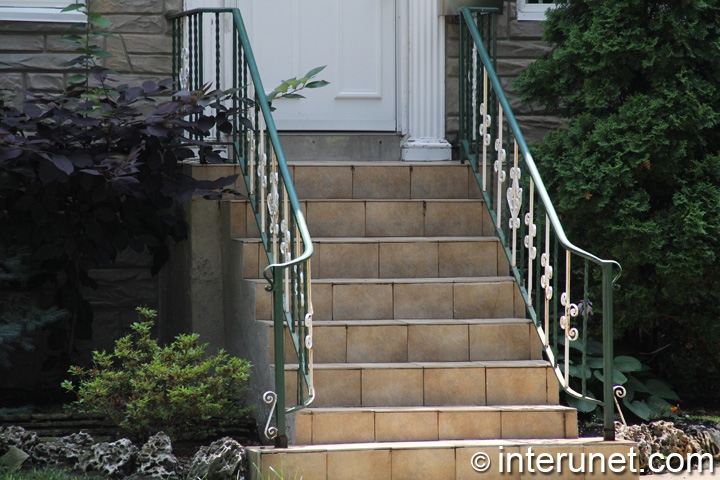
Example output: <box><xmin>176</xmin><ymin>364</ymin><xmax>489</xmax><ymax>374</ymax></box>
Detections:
<box><xmin>514</xmin><ymin>0</ymin><xmax>720</xmax><ymax>400</ymax></box>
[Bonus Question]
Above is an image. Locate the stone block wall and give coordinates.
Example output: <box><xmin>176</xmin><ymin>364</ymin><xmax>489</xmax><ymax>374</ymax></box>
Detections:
<box><xmin>0</xmin><ymin>0</ymin><xmax>181</xmax><ymax>104</ymax></box>
<box><xmin>445</xmin><ymin>1</ymin><xmax>561</xmax><ymax>147</ymax></box>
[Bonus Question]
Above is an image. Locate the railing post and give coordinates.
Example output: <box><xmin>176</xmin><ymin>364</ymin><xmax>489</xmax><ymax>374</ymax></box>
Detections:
<box><xmin>272</xmin><ymin>266</ymin><xmax>288</xmax><ymax>448</ymax></box>
<box><xmin>602</xmin><ymin>262</ymin><xmax>615</xmax><ymax>441</ymax></box>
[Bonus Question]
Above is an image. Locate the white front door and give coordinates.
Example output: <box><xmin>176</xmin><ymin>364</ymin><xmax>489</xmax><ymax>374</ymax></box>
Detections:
<box><xmin>229</xmin><ymin>0</ymin><xmax>397</xmax><ymax>131</ymax></box>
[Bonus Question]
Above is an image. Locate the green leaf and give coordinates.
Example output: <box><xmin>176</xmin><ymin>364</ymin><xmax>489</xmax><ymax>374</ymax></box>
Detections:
<box><xmin>622</xmin><ymin>398</ymin><xmax>655</xmax><ymax>421</ymax></box>
<box><xmin>645</xmin><ymin>379</ymin><xmax>680</xmax><ymax>401</ymax></box>
<box><xmin>61</xmin><ymin>3</ymin><xmax>85</xmax><ymax>12</ymax></box>
<box><xmin>569</xmin><ymin>363</ymin><xmax>592</xmax><ymax>380</ymax></box>
<box><xmin>304</xmin><ymin>65</ymin><xmax>327</xmax><ymax>78</ymax></box>
<box><xmin>565</xmin><ymin>391</ymin><xmax>598</xmax><ymax>413</ymax></box>
<box><xmin>624</xmin><ymin>375</ymin><xmax>651</xmax><ymax>394</ymax></box>
<box><xmin>593</xmin><ymin>368</ymin><xmax>628</xmax><ymax>385</ymax></box>
<box><xmin>89</xmin><ymin>16</ymin><xmax>112</xmax><ymax>28</ymax></box>
<box><xmin>585</xmin><ymin>356</ymin><xmax>604</xmax><ymax>369</ymax></box>
<box><xmin>306</xmin><ymin>80</ymin><xmax>330</xmax><ymax>88</ymax></box>
<box><xmin>613</xmin><ymin>355</ymin><xmax>642</xmax><ymax>372</ymax></box>
<box><xmin>281</xmin><ymin>93</ymin><xmax>305</xmax><ymax>99</ymax></box>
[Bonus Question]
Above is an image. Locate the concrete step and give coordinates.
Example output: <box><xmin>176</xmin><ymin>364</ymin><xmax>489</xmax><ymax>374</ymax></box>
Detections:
<box><xmin>247</xmin><ymin>438</ymin><xmax>639</xmax><ymax>480</ymax></box>
<box><xmin>266</xmin><ymin>318</ymin><xmax>542</xmax><ymax>364</ymax></box>
<box><xmin>252</xmin><ymin>277</ymin><xmax>526</xmax><ymax>321</ymax></box>
<box><xmin>240</xmin><ymin>236</ymin><xmax>509</xmax><ymax>280</ymax></box>
<box><xmin>284</xmin><ymin>360</ymin><xmax>559</xmax><ymax>408</ymax></box>
<box><xmin>287</xmin><ymin>160</ymin><xmax>483</xmax><ymax>200</ymax></box>
<box><xmin>226</xmin><ymin>198</ymin><xmax>494</xmax><ymax>239</ymax></box>
<box><xmin>292</xmin><ymin>405</ymin><xmax>578</xmax><ymax>445</ymax></box>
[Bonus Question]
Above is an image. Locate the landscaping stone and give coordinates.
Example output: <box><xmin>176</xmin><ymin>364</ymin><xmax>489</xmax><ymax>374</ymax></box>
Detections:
<box><xmin>185</xmin><ymin>437</ymin><xmax>245</xmax><ymax>480</ymax></box>
<box><xmin>0</xmin><ymin>425</ymin><xmax>39</xmax><ymax>453</ymax></box>
<box><xmin>31</xmin><ymin>431</ymin><xmax>95</xmax><ymax>467</ymax></box>
<box><xmin>0</xmin><ymin>446</ymin><xmax>29</xmax><ymax>470</ymax></box>
<box><xmin>78</xmin><ymin>437</ymin><xmax>138</xmax><ymax>478</ymax></box>
<box><xmin>130</xmin><ymin>431</ymin><xmax>179</xmax><ymax>479</ymax></box>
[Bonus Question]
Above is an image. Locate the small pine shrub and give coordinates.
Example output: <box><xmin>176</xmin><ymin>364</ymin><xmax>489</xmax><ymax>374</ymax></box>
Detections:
<box><xmin>61</xmin><ymin>307</ymin><xmax>252</xmax><ymax>441</ymax></box>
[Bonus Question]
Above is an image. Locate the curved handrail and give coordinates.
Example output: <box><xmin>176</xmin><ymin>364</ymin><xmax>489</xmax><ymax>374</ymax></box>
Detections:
<box><xmin>460</xmin><ymin>7</ymin><xmax>620</xmax><ymax>440</ymax></box>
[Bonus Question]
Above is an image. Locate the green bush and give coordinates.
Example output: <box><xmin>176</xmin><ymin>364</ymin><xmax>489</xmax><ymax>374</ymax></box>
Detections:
<box><xmin>514</xmin><ymin>0</ymin><xmax>720</xmax><ymax>402</ymax></box>
<box><xmin>61</xmin><ymin>307</ymin><xmax>252</xmax><ymax>441</ymax></box>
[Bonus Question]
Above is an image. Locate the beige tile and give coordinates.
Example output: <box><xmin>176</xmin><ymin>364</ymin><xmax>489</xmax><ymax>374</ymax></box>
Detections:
<box><xmin>375</xmin><ymin>411</ymin><xmax>438</xmax><ymax>441</ymax></box>
<box><xmin>486</xmin><ymin>367</ymin><xmax>548</xmax><ymax>405</ymax></box>
<box><xmin>307</xmin><ymin>201</ymin><xmax>366</xmax><ymax>237</ymax></box>
<box><xmin>362</xmin><ymin>368</ymin><xmax>424</xmax><ymax>406</ymax></box>
<box><xmin>285</xmin><ymin>370</ymin><xmax>298</xmax><ymax>408</ymax></box>
<box><xmin>366</xmin><ymin>201</ymin><xmax>424</xmax><ymax>237</ymax></box>
<box><xmin>501</xmin><ymin>410</ymin><xmax>565</xmax><ymax>439</ymax></box>
<box><xmin>347</xmin><ymin>325</ymin><xmax>408</xmax><ymax>363</ymax></box>
<box><xmin>482</xmin><ymin>206</ymin><xmax>495</xmax><ymax>236</ymax></box>
<box><xmin>258</xmin><ymin>451</ymin><xmax>327</xmax><ymax>480</ymax></box>
<box><xmin>313</xmin><ymin>368</ymin><xmax>362</xmax><ymax>407</ymax></box>
<box><xmin>242</xmin><ymin>242</ymin><xmax>260</xmax><ymax>279</ymax></box>
<box><xmin>469</xmin><ymin>324</ymin><xmax>531</xmax><ymax>361</ymax></box>
<box><xmin>498</xmin><ymin>241</ymin><xmax>510</xmax><ymax>275</ymax></box>
<box><xmin>392</xmin><ymin>448</ymin><xmax>456</xmax><ymax>480</ymax></box>
<box><xmin>438</xmin><ymin>410</ymin><xmax>501</xmax><ymax>440</ymax></box>
<box><xmin>425</xmin><ymin>201</ymin><xmax>484</xmax><ymax>236</ymax></box>
<box><xmin>456</xmin><ymin>445</ymin><xmax>521</xmax><ymax>480</ymax></box>
<box><xmin>327</xmin><ymin>449</ymin><xmax>392</xmax><ymax>480</ymax></box>
<box><xmin>514</xmin><ymin>282</ymin><xmax>528</xmax><ymax>317</ymax></box>
<box><xmin>293</xmin><ymin>411</ymin><xmax>313</xmax><ymax>445</ymax></box>
<box><xmin>313</xmin><ymin>326</ymin><xmax>347</xmax><ymax>363</ymax></box>
<box><xmin>519</xmin><ymin>445</ymin><xmax>585</xmax><ymax>479</ymax></box>
<box><xmin>229</xmin><ymin>201</ymin><xmax>248</xmax><ymax>238</ymax></box>
<box><xmin>439</xmin><ymin>241</ymin><xmax>499</xmax><ymax>277</ymax></box>
<box><xmin>411</xmin><ymin>165</ymin><xmax>469</xmax><ymax>199</ymax></box>
<box><xmin>582</xmin><ymin>442</ymin><xmax>639</xmax><ymax>479</ymax></box>
<box><xmin>408</xmin><ymin>324</ymin><xmax>469</xmax><ymax>362</ymax></box>
<box><xmin>394</xmin><ymin>283</ymin><xmax>454</xmax><ymax>319</ymax></box>
<box><xmin>565</xmin><ymin>409</ymin><xmax>579</xmax><ymax>438</ymax></box>
<box><xmin>379</xmin><ymin>242</ymin><xmax>438</xmax><ymax>278</ymax></box>
<box><xmin>255</xmin><ymin>281</ymin><xmax>272</xmax><ymax>320</ymax></box>
<box><xmin>547</xmin><ymin>368</ymin><xmax>560</xmax><ymax>404</ymax></box>
<box><xmin>294</xmin><ymin>165</ymin><xmax>352</xmax><ymax>199</ymax></box>
<box><xmin>312</xmin><ymin>282</ymin><xmax>333</xmax><ymax>321</ymax></box>
<box><xmin>333</xmin><ymin>283</ymin><xmax>393</xmax><ymax>320</ymax></box>
<box><xmin>312</xmin><ymin>411</ymin><xmax>375</xmax><ymax>444</ymax></box>
<box><xmin>424</xmin><ymin>367</ymin><xmax>486</xmax><ymax>405</ymax></box>
<box><xmin>317</xmin><ymin>242</ymin><xmax>379</xmax><ymax>278</ymax></box>
<box><xmin>454</xmin><ymin>282</ymin><xmax>515</xmax><ymax>319</ymax></box>
<box><xmin>353</xmin><ymin>165</ymin><xmax>410</xmax><ymax>199</ymax></box>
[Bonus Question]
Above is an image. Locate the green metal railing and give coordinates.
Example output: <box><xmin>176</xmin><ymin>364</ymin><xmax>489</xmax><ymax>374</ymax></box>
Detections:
<box><xmin>459</xmin><ymin>7</ymin><xmax>621</xmax><ymax>441</ymax></box>
<box><xmin>168</xmin><ymin>8</ymin><xmax>314</xmax><ymax>447</ymax></box>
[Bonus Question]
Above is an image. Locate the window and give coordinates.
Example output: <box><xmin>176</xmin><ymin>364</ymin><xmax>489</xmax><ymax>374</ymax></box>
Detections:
<box><xmin>0</xmin><ymin>1</ymin><xmax>84</xmax><ymax>23</ymax></box>
<box><xmin>516</xmin><ymin>0</ymin><xmax>555</xmax><ymax>21</ymax></box>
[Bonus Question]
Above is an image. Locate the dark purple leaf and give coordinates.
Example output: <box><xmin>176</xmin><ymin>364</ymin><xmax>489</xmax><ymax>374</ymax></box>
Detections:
<box><xmin>198</xmin><ymin>115</ymin><xmax>215</xmax><ymax>133</ymax></box>
<box><xmin>38</xmin><ymin>161</ymin><xmax>59</xmax><ymax>184</ymax></box>
<box><xmin>142</xmin><ymin>80</ymin><xmax>157</xmax><ymax>93</ymax></box>
<box><xmin>146</xmin><ymin>124</ymin><xmax>169</xmax><ymax>137</ymax></box>
<box><xmin>124</xmin><ymin>86</ymin><xmax>144</xmax><ymax>102</ymax></box>
<box><xmin>50</xmin><ymin>154</ymin><xmax>74</xmax><ymax>175</ymax></box>
<box><xmin>80</xmin><ymin>168</ymin><xmax>103</xmax><ymax>176</ymax></box>
<box><xmin>0</xmin><ymin>147</ymin><xmax>22</xmax><ymax>162</ymax></box>
<box><xmin>70</xmin><ymin>152</ymin><xmax>93</xmax><ymax>168</ymax></box>
<box><xmin>23</xmin><ymin>103</ymin><xmax>43</xmax><ymax>119</ymax></box>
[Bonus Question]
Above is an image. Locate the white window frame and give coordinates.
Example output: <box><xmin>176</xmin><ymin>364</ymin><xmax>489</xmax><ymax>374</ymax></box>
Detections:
<box><xmin>516</xmin><ymin>0</ymin><xmax>555</xmax><ymax>21</ymax></box>
<box><xmin>0</xmin><ymin>0</ymin><xmax>85</xmax><ymax>23</ymax></box>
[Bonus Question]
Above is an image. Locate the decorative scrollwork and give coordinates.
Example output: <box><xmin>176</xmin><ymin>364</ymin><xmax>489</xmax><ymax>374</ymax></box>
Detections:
<box><xmin>267</xmin><ymin>172</ymin><xmax>279</xmax><ymax>237</ymax></box>
<box><xmin>179</xmin><ymin>47</ymin><xmax>190</xmax><ymax>91</ymax></box>
<box><xmin>614</xmin><ymin>385</ymin><xmax>628</xmax><ymax>426</ymax></box>
<box><xmin>540</xmin><ymin>253</ymin><xmax>553</xmax><ymax>300</ymax></box>
<box><xmin>479</xmin><ymin>103</ymin><xmax>492</xmax><ymax>146</ymax></box>
<box><xmin>560</xmin><ymin>292</ymin><xmax>579</xmax><ymax>342</ymax></box>
<box><xmin>263</xmin><ymin>391</ymin><xmax>278</xmax><ymax>440</ymax></box>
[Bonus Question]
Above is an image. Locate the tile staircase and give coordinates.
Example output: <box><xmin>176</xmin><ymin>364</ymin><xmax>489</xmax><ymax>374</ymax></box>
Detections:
<box><xmin>217</xmin><ymin>161</ymin><xmax>637</xmax><ymax>479</ymax></box>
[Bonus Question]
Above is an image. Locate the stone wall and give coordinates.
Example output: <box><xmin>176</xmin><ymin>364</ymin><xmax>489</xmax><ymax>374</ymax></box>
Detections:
<box><xmin>445</xmin><ymin>1</ymin><xmax>561</xmax><ymax>147</ymax></box>
<box><xmin>0</xmin><ymin>0</ymin><xmax>180</xmax><ymax>104</ymax></box>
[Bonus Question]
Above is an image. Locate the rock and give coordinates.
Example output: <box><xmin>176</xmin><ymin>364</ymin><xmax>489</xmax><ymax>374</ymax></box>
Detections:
<box><xmin>31</xmin><ymin>431</ymin><xmax>95</xmax><ymax>467</ymax></box>
<box><xmin>78</xmin><ymin>437</ymin><xmax>137</xmax><ymax>478</ymax></box>
<box><xmin>616</xmin><ymin>420</ymin><xmax>713</xmax><ymax>471</ymax></box>
<box><xmin>186</xmin><ymin>437</ymin><xmax>245</xmax><ymax>480</ymax></box>
<box><xmin>0</xmin><ymin>425</ymin><xmax>39</xmax><ymax>454</ymax></box>
<box><xmin>0</xmin><ymin>446</ymin><xmax>29</xmax><ymax>470</ymax></box>
<box><xmin>129</xmin><ymin>432</ymin><xmax>179</xmax><ymax>479</ymax></box>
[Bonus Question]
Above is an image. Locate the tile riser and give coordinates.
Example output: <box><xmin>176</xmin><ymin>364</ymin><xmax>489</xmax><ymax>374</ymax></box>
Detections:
<box><xmin>253</xmin><ymin>280</ymin><xmax>525</xmax><ymax>321</ymax></box>
<box><xmin>248</xmin><ymin>440</ymin><xmax>639</xmax><ymax>480</ymax></box>
<box><xmin>293</xmin><ymin>407</ymin><xmax>578</xmax><ymax>445</ymax></box>
<box><xmin>241</xmin><ymin>238</ymin><xmax>510</xmax><ymax>280</ymax></box>
<box><xmin>267</xmin><ymin>321</ymin><xmax>543</xmax><ymax>364</ymax></box>
<box><xmin>283</xmin><ymin>363</ymin><xmax>559</xmax><ymax>408</ymax></box>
